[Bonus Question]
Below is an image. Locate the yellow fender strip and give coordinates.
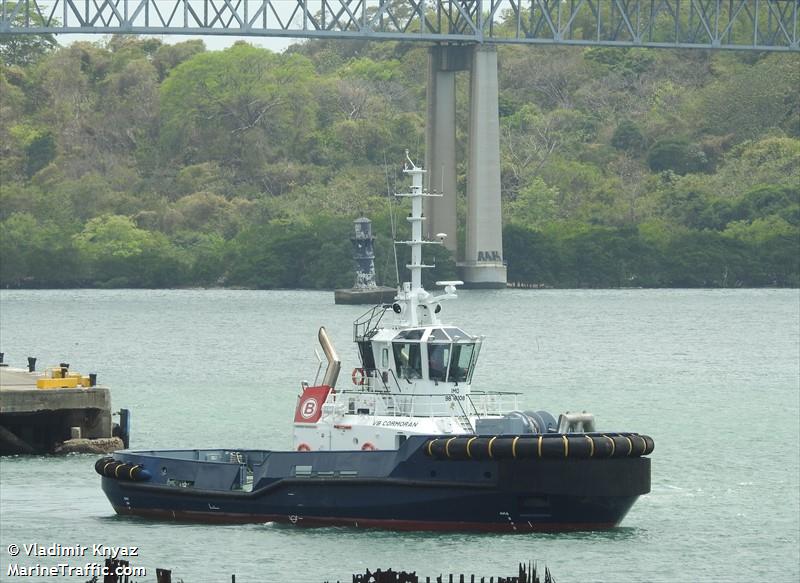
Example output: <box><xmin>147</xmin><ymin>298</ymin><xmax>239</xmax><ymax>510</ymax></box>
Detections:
<box><xmin>427</xmin><ymin>439</ymin><xmax>437</xmax><ymax>457</ymax></box>
<box><xmin>562</xmin><ymin>435</ymin><xmax>569</xmax><ymax>458</ymax></box>
<box><xmin>466</xmin><ymin>437</ymin><xmax>477</xmax><ymax>459</ymax></box>
<box><xmin>129</xmin><ymin>465</ymin><xmax>139</xmax><ymax>480</ymax></box>
<box><xmin>512</xmin><ymin>436</ymin><xmax>519</xmax><ymax>459</ymax></box>
<box><xmin>586</xmin><ymin>435</ymin><xmax>595</xmax><ymax>458</ymax></box>
<box><xmin>103</xmin><ymin>461</ymin><xmax>115</xmax><ymax>475</ymax></box>
<box><xmin>537</xmin><ymin>435</ymin><xmax>543</xmax><ymax>458</ymax></box>
<box><xmin>487</xmin><ymin>436</ymin><xmax>497</xmax><ymax>459</ymax></box>
<box><xmin>445</xmin><ymin>437</ymin><xmax>457</xmax><ymax>459</ymax></box>
<box><xmin>606</xmin><ymin>435</ymin><xmax>615</xmax><ymax>457</ymax></box>
<box><xmin>114</xmin><ymin>464</ymin><xmax>125</xmax><ymax>478</ymax></box>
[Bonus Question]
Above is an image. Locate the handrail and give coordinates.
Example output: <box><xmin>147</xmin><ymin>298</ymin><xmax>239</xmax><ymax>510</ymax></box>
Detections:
<box><xmin>353</xmin><ymin>305</ymin><xmax>390</xmax><ymax>342</ymax></box>
<box><xmin>380</xmin><ymin>368</ymin><xmax>404</xmax><ymax>394</ymax></box>
<box><xmin>332</xmin><ymin>388</ymin><xmax>520</xmax><ymax>419</ymax></box>
<box><xmin>453</xmin><ymin>393</ymin><xmax>476</xmax><ymax>434</ymax></box>
<box><xmin>464</xmin><ymin>394</ymin><xmax>480</xmax><ymax>417</ymax></box>
<box><xmin>334</xmin><ymin>390</ymin><xmax>517</xmax><ymax>398</ymax></box>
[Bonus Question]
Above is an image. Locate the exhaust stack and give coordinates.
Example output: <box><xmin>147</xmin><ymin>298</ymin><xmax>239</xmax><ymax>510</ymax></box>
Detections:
<box><xmin>318</xmin><ymin>327</ymin><xmax>341</xmax><ymax>388</ymax></box>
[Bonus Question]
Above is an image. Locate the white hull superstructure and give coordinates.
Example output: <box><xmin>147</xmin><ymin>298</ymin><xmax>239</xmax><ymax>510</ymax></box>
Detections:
<box><xmin>293</xmin><ymin>154</ymin><xmax>558</xmax><ymax>452</ymax></box>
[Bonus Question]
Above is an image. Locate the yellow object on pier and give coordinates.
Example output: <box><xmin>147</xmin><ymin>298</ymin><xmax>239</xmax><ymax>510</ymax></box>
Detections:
<box><xmin>37</xmin><ymin>377</ymin><xmax>80</xmax><ymax>389</ymax></box>
<box><xmin>35</xmin><ymin>367</ymin><xmax>92</xmax><ymax>389</ymax></box>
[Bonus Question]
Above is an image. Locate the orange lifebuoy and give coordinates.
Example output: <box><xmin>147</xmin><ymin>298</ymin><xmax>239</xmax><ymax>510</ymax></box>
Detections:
<box><xmin>361</xmin><ymin>442</ymin><xmax>377</xmax><ymax>451</ymax></box>
<box><xmin>351</xmin><ymin>368</ymin><xmax>366</xmax><ymax>386</ymax></box>
<box><xmin>297</xmin><ymin>443</ymin><xmax>311</xmax><ymax>452</ymax></box>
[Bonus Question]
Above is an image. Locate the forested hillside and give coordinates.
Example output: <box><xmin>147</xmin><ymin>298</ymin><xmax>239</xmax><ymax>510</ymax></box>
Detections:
<box><xmin>1</xmin><ymin>34</ymin><xmax>798</xmax><ymax>288</ymax></box>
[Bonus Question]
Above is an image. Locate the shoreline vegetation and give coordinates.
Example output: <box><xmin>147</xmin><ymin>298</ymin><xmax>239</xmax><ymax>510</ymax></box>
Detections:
<box><xmin>1</xmin><ymin>33</ymin><xmax>798</xmax><ymax>290</ymax></box>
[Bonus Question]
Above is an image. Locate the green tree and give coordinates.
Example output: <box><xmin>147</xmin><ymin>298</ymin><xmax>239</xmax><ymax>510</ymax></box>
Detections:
<box><xmin>73</xmin><ymin>215</ymin><xmax>187</xmax><ymax>287</ymax></box>
<box><xmin>172</xmin><ymin>232</ymin><xmax>228</xmax><ymax>285</ymax></box>
<box><xmin>611</xmin><ymin>120</ymin><xmax>645</xmax><ymax>153</ymax></box>
<box><xmin>160</xmin><ymin>43</ymin><xmax>317</xmax><ymax>172</ymax></box>
<box><xmin>228</xmin><ymin>216</ymin><xmax>353</xmax><ymax>289</ymax></box>
<box><xmin>504</xmin><ymin>177</ymin><xmax>560</xmax><ymax>228</ymax></box>
<box><xmin>0</xmin><ymin>38</ymin><xmax>797</xmax><ymax>290</ymax></box>
<box><xmin>0</xmin><ymin>66</ymin><xmax>26</xmax><ymax>178</ymax></box>
<box><xmin>695</xmin><ymin>54</ymin><xmax>800</xmax><ymax>141</ymax></box>
<box><xmin>0</xmin><ymin>213</ymin><xmax>82</xmax><ymax>287</ymax></box>
<box><xmin>734</xmin><ymin>185</ymin><xmax>800</xmax><ymax>224</ymax></box>
<box><xmin>152</xmin><ymin>40</ymin><xmax>206</xmax><ymax>81</ymax></box>
<box><xmin>647</xmin><ymin>139</ymin><xmax>709</xmax><ymax>174</ymax></box>
<box><xmin>24</xmin><ymin>130</ymin><xmax>56</xmax><ymax>177</ymax></box>
<box><xmin>0</xmin><ymin>2</ymin><xmax>58</xmax><ymax>67</ymax></box>
<box><xmin>503</xmin><ymin>224</ymin><xmax>559</xmax><ymax>285</ymax></box>
<box><xmin>663</xmin><ymin>230</ymin><xmax>751</xmax><ymax>287</ymax></box>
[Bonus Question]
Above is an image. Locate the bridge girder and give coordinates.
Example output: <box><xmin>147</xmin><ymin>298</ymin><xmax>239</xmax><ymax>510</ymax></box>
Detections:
<box><xmin>0</xmin><ymin>1</ymin><xmax>797</xmax><ymax>52</ymax></box>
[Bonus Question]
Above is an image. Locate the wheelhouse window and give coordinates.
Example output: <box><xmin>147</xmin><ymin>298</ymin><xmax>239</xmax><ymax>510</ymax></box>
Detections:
<box><xmin>381</xmin><ymin>348</ymin><xmax>389</xmax><ymax>368</ymax></box>
<box><xmin>450</xmin><ymin>343</ymin><xmax>476</xmax><ymax>383</ymax></box>
<box><xmin>443</xmin><ymin>328</ymin><xmax>467</xmax><ymax>339</ymax></box>
<box><xmin>395</xmin><ymin>329</ymin><xmax>424</xmax><ymax>340</ymax></box>
<box><xmin>393</xmin><ymin>342</ymin><xmax>422</xmax><ymax>379</ymax></box>
<box><xmin>427</xmin><ymin>343</ymin><xmax>450</xmax><ymax>382</ymax></box>
<box><xmin>428</xmin><ymin>328</ymin><xmax>451</xmax><ymax>342</ymax></box>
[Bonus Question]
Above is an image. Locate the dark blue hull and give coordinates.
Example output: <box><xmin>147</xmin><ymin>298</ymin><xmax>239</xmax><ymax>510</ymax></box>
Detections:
<box><xmin>98</xmin><ymin>436</ymin><xmax>650</xmax><ymax>532</ymax></box>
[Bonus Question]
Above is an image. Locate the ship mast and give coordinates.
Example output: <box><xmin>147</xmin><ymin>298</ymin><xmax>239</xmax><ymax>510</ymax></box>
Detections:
<box><xmin>395</xmin><ymin>151</ymin><xmax>462</xmax><ymax>327</ymax></box>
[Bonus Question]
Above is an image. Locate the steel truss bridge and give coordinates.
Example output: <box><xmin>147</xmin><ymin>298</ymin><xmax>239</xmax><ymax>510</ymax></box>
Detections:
<box><xmin>1</xmin><ymin>0</ymin><xmax>798</xmax><ymax>52</ymax></box>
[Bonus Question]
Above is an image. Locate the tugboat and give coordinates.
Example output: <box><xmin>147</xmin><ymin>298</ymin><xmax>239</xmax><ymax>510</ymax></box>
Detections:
<box><xmin>96</xmin><ymin>154</ymin><xmax>653</xmax><ymax>532</ymax></box>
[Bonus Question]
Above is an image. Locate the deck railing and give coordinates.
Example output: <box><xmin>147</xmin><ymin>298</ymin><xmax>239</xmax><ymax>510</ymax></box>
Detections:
<box><xmin>332</xmin><ymin>388</ymin><xmax>521</xmax><ymax>419</ymax></box>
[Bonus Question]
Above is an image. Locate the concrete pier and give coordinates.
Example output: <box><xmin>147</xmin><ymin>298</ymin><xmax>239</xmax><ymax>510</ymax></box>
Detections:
<box><xmin>424</xmin><ymin>45</ymin><xmax>462</xmax><ymax>255</ymax></box>
<box><xmin>462</xmin><ymin>45</ymin><xmax>507</xmax><ymax>288</ymax></box>
<box><xmin>424</xmin><ymin>45</ymin><xmax>507</xmax><ymax>287</ymax></box>
<box><xmin>0</xmin><ymin>365</ymin><xmax>119</xmax><ymax>455</ymax></box>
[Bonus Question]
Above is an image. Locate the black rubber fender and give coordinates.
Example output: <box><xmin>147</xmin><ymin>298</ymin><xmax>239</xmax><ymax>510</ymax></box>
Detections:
<box><xmin>94</xmin><ymin>457</ymin><xmax>152</xmax><ymax>481</ymax></box>
<box><xmin>425</xmin><ymin>433</ymin><xmax>655</xmax><ymax>461</ymax></box>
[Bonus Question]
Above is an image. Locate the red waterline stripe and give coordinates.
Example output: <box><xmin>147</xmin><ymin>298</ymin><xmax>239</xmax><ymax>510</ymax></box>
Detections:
<box><xmin>113</xmin><ymin>507</ymin><xmax>615</xmax><ymax>532</ymax></box>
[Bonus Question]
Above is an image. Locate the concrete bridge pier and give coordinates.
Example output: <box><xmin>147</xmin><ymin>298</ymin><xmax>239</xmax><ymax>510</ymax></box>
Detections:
<box><xmin>463</xmin><ymin>45</ymin><xmax>506</xmax><ymax>288</ymax></box>
<box><xmin>424</xmin><ymin>45</ymin><xmax>460</xmax><ymax>255</ymax></box>
<box><xmin>424</xmin><ymin>44</ymin><xmax>507</xmax><ymax>288</ymax></box>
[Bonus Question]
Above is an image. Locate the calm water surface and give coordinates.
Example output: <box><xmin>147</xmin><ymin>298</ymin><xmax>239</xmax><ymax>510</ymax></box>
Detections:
<box><xmin>0</xmin><ymin>289</ymin><xmax>798</xmax><ymax>582</ymax></box>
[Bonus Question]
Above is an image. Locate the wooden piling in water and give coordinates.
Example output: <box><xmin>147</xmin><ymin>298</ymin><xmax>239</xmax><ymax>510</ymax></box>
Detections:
<box><xmin>86</xmin><ymin>556</ymin><xmax>553</xmax><ymax>582</ymax></box>
<box><xmin>329</xmin><ymin>561</ymin><xmax>553</xmax><ymax>583</ymax></box>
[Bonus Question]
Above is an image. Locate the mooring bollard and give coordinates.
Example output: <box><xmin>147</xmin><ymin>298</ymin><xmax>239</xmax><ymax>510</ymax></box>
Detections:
<box><xmin>27</xmin><ymin>356</ymin><xmax>36</xmax><ymax>372</ymax></box>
